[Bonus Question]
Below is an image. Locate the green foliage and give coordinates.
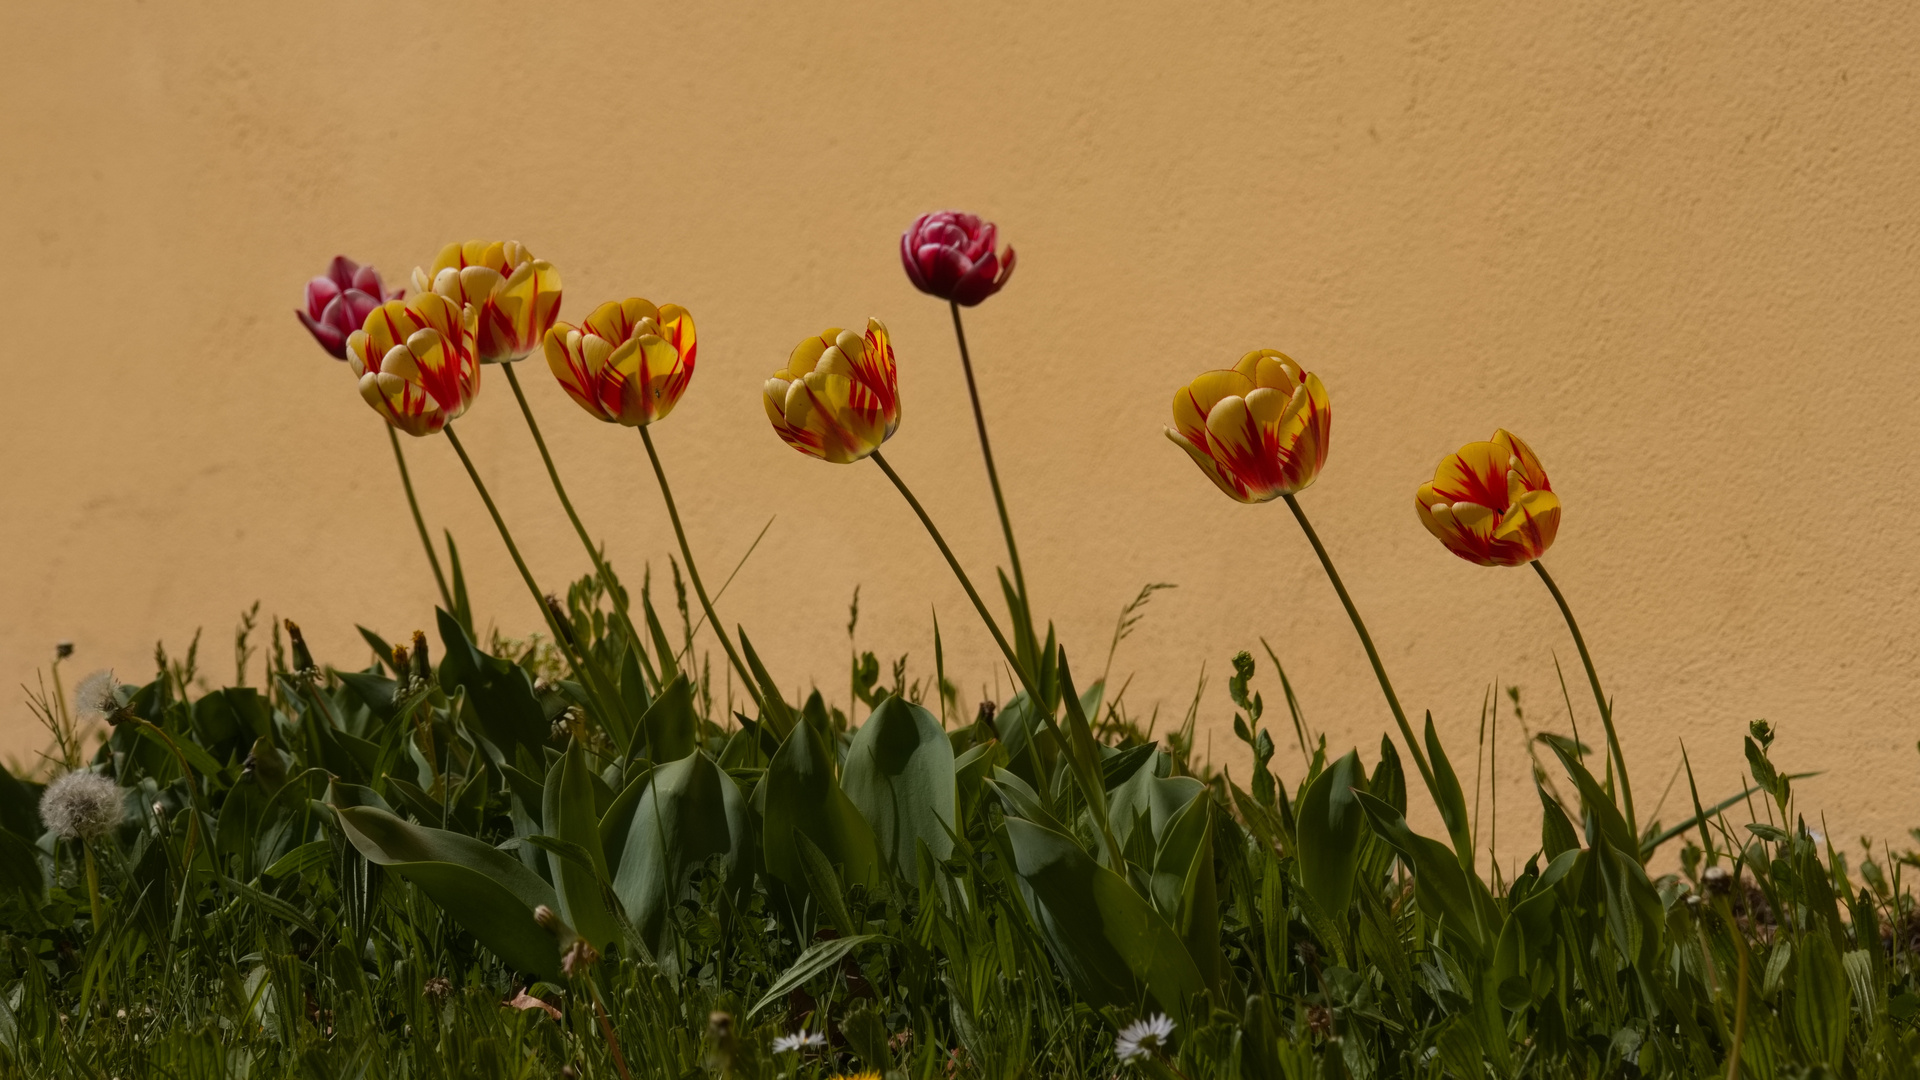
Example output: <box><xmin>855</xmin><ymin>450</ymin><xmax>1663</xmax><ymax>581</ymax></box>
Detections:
<box><xmin>6</xmin><ymin>598</ymin><xmax>1920</xmax><ymax>1080</ymax></box>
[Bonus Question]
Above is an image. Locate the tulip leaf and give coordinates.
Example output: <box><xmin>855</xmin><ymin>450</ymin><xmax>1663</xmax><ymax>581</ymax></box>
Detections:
<box><xmin>1151</xmin><ymin>790</ymin><xmax>1222</xmax><ymax>995</ymax></box>
<box><xmin>331</xmin><ymin>803</ymin><xmax>560</xmax><ymax>981</ymax></box>
<box><xmin>1422</xmin><ymin>713</ymin><xmax>1474</xmax><ymax>869</ymax></box>
<box><xmin>1545</xmin><ymin>739</ymin><xmax>1637</xmax><ymax>858</ymax></box>
<box><xmin>543</xmin><ymin>743</ymin><xmax>619</xmax><ymax>949</ymax></box>
<box><xmin>842</xmin><ymin>696</ymin><xmax>957</xmax><ymax>872</ymax></box>
<box><xmin>1295</xmin><ymin>749</ymin><xmax>1369</xmax><ymax>921</ymax></box>
<box><xmin>436</xmin><ymin>608</ymin><xmax>547</xmax><ymax>759</ymax></box>
<box><xmin>1355</xmin><ymin>791</ymin><xmax>1491</xmax><ymax>962</ymax></box>
<box><xmin>1001</xmin><ymin>816</ymin><xmax>1206</xmax><ymax>1021</ymax></box>
<box><xmin>612</xmin><ymin>750</ymin><xmax>748</xmax><ymax>958</ymax></box>
<box><xmin>763</xmin><ymin>719</ymin><xmax>879</xmax><ymax>900</ymax></box>
<box><xmin>1106</xmin><ymin>758</ymin><xmax>1203</xmax><ymax>858</ymax></box>
<box><xmin>639</xmin><ymin>674</ymin><xmax>697</xmax><ymax>765</ymax></box>
<box><xmin>737</xmin><ymin>629</ymin><xmax>795</xmax><ymax>738</ymax></box>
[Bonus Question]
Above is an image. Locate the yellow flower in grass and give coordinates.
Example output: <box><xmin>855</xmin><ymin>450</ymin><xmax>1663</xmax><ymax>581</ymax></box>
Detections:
<box><xmin>1166</xmin><ymin>349</ymin><xmax>1331</xmax><ymax>502</ymax></box>
<box><xmin>544</xmin><ymin>299</ymin><xmax>696</xmax><ymax>426</ymax></box>
<box><xmin>346</xmin><ymin>294</ymin><xmax>481</xmax><ymax>437</ymax></box>
<box><xmin>413</xmin><ymin>240</ymin><xmax>562</xmax><ymax>363</ymax></box>
<box><xmin>1416</xmin><ymin>429</ymin><xmax>1560</xmax><ymax>566</ymax></box>
<box><xmin>764</xmin><ymin>319</ymin><xmax>901</xmax><ymax>463</ymax></box>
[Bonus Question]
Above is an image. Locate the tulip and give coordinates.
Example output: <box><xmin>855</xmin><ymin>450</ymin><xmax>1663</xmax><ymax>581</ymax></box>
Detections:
<box><xmin>296</xmin><ymin>256</ymin><xmax>401</xmax><ymax>360</ymax></box>
<box><xmin>1165</xmin><ymin>350</ymin><xmax>1331</xmax><ymax>503</ymax></box>
<box><xmin>764</xmin><ymin>319</ymin><xmax>900</xmax><ymax>463</ymax></box>
<box><xmin>413</xmin><ymin>240</ymin><xmax>562</xmax><ymax>363</ymax></box>
<box><xmin>544</xmin><ymin>299</ymin><xmax>696</xmax><ymax>426</ymax></box>
<box><xmin>1415</xmin><ymin>429</ymin><xmax>1560</xmax><ymax>566</ymax></box>
<box><xmin>346</xmin><ymin>293</ymin><xmax>481</xmax><ymax>437</ymax></box>
<box><xmin>900</xmin><ymin>212</ymin><xmax>1015</xmax><ymax>306</ymax></box>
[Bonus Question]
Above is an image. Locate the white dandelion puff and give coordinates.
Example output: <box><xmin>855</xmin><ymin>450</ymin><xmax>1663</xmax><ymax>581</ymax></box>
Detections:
<box><xmin>772</xmin><ymin>1029</ymin><xmax>826</xmax><ymax>1054</ymax></box>
<box><xmin>72</xmin><ymin>669</ymin><xmax>120</xmax><ymax>723</ymax></box>
<box><xmin>1115</xmin><ymin>1013</ymin><xmax>1175</xmax><ymax>1064</ymax></box>
<box><xmin>40</xmin><ymin>771</ymin><xmax>123</xmax><ymax>842</ymax></box>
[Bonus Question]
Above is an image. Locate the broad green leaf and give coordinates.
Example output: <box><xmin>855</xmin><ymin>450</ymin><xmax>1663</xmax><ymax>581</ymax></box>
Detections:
<box><xmin>639</xmin><ymin>675</ymin><xmax>696</xmax><ymax>765</ymax></box>
<box><xmin>1546</xmin><ymin>739</ymin><xmax>1637</xmax><ymax>859</ymax></box>
<box><xmin>737</xmin><ymin>628</ymin><xmax>795</xmax><ymax>737</ymax></box>
<box><xmin>1002</xmin><ymin>816</ymin><xmax>1207</xmax><ymax>1020</ymax></box>
<box><xmin>1151</xmin><ymin>790</ymin><xmax>1221</xmax><ymax>995</ymax></box>
<box><xmin>1296</xmin><ymin>750</ymin><xmax>1368</xmax><ymax>921</ymax></box>
<box><xmin>436</xmin><ymin>608</ymin><xmax>547</xmax><ymax>758</ymax></box>
<box><xmin>612</xmin><ymin>751</ymin><xmax>748</xmax><ymax>957</ymax></box>
<box><xmin>332</xmin><ymin>803</ymin><xmax>560</xmax><ymax>981</ymax></box>
<box><xmin>1106</xmin><ymin>759</ymin><xmax>1203</xmax><ymax>857</ymax></box>
<box><xmin>1422</xmin><ymin>713</ymin><xmax>1474</xmax><ymax>868</ymax></box>
<box><xmin>1355</xmin><ymin>791</ymin><xmax>1490</xmax><ymax>961</ymax></box>
<box><xmin>763</xmin><ymin>720</ymin><xmax>879</xmax><ymax>898</ymax></box>
<box><xmin>843</xmin><ymin>696</ymin><xmax>957</xmax><ymax>870</ymax></box>
<box><xmin>1538</xmin><ymin>783</ymin><xmax>1580</xmax><ymax>860</ymax></box>
<box><xmin>543</xmin><ymin>743</ymin><xmax>619</xmax><ymax>949</ymax></box>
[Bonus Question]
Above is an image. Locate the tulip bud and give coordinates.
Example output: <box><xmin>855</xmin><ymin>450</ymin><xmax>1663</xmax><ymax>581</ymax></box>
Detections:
<box><xmin>900</xmin><ymin>212</ymin><xmax>1016</xmax><ymax>307</ymax></box>
<box><xmin>297</xmin><ymin>256</ymin><xmax>403</xmax><ymax>360</ymax></box>
<box><xmin>764</xmin><ymin>320</ymin><xmax>901</xmax><ymax>463</ymax></box>
<box><xmin>345</xmin><ymin>294</ymin><xmax>483</xmax><ymax>437</ymax></box>
<box><xmin>1166</xmin><ymin>350</ymin><xmax>1332</xmax><ymax>503</ymax></box>
<box><xmin>544</xmin><ymin>299</ymin><xmax>697</xmax><ymax>426</ymax></box>
<box><xmin>413</xmin><ymin>241</ymin><xmax>562</xmax><ymax>364</ymax></box>
<box><xmin>1415</xmin><ymin>430</ymin><xmax>1559</xmax><ymax>567</ymax></box>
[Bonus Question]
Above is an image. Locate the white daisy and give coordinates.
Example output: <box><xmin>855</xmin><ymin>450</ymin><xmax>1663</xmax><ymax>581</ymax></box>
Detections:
<box><xmin>40</xmin><ymin>771</ymin><xmax>123</xmax><ymax>842</ymax></box>
<box><xmin>772</xmin><ymin>1029</ymin><xmax>826</xmax><ymax>1054</ymax></box>
<box><xmin>1114</xmin><ymin>1013</ymin><xmax>1175</xmax><ymax>1064</ymax></box>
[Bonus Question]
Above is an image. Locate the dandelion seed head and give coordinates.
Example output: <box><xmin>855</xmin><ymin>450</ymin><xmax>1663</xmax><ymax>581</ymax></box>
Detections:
<box><xmin>40</xmin><ymin>771</ymin><xmax>122</xmax><ymax>842</ymax></box>
<box><xmin>1114</xmin><ymin>1013</ymin><xmax>1175</xmax><ymax>1064</ymax></box>
<box><xmin>73</xmin><ymin>669</ymin><xmax>119</xmax><ymax>722</ymax></box>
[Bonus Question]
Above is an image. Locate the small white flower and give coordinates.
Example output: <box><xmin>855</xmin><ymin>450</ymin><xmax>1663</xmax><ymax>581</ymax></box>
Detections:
<box><xmin>772</xmin><ymin>1029</ymin><xmax>826</xmax><ymax>1054</ymax></box>
<box><xmin>40</xmin><ymin>771</ymin><xmax>123</xmax><ymax>842</ymax></box>
<box><xmin>1115</xmin><ymin>1013</ymin><xmax>1175</xmax><ymax>1064</ymax></box>
<box><xmin>73</xmin><ymin>669</ymin><xmax>120</xmax><ymax>723</ymax></box>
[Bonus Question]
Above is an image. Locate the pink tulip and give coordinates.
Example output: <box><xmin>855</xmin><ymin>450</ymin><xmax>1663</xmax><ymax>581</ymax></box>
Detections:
<box><xmin>296</xmin><ymin>256</ymin><xmax>403</xmax><ymax>360</ymax></box>
<box><xmin>900</xmin><ymin>211</ymin><xmax>1015</xmax><ymax>307</ymax></box>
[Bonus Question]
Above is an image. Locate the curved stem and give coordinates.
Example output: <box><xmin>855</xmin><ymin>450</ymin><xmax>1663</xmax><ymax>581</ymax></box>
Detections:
<box><xmin>386</xmin><ymin>425</ymin><xmax>455</xmax><ymax>615</ymax></box>
<box><xmin>871</xmin><ymin>448</ymin><xmax>1121</xmax><ymax>869</ymax></box>
<box><xmin>502</xmin><ymin>364</ymin><xmax>649</xmax><ymax>666</ymax></box>
<box><xmin>637</xmin><ymin>426</ymin><xmax>763</xmax><ymax>712</ymax></box>
<box><xmin>442</xmin><ymin>424</ymin><xmax>591</xmax><ymax>691</ymax></box>
<box><xmin>948</xmin><ymin>301</ymin><xmax>1031</xmax><ymax>621</ymax></box>
<box><xmin>1532</xmin><ymin>559</ymin><xmax>1636</xmax><ymax>833</ymax></box>
<box><xmin>1281</xmin><ymin>493</ymin><xmax>1437</xmax><ymax>795</ymax></box>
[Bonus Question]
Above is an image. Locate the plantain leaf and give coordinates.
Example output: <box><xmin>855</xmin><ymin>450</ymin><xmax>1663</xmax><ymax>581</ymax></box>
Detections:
<box><xmin>842</xmin><ymin>696</ymin><xmax>957</xmax><ymax>872</ymax></box>
<box><xmin>745</xmin><ymin>933</ymin><xmax>889</xmax><ymax>1021</ymax></box>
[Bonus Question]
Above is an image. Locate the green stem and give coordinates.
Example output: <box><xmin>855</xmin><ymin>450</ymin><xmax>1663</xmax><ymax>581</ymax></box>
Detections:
<box><xmin>502</xmin><ymin>364</ymin><xmax>650</xmax><ymax>671</ymax></box>
<box><xmin>442</xmin><ymin>424</ymin><xmax>594</xmax><ymax>694</ymax></box>
<box><xmin>1281</xmin><ymin>493</ymin><xmax>1437</xmax><ymax>797</ymax></box>
<box><xmin>871</xmin><ymin>449</ymin><xmax>1122</xmax><ymax>870</ymax></box>
<box><xmin>948</xmin><ymin>301</ymin><xmax>1032</xmax><ymax>623</ymax></box>
<box><xmin>637</xmin><ymin>426</ymin><xmax>763</xmax><ymax>712</ymax></box>
<box><xmin>387</xmin><ymin>425</ymin><xmax>455</xmax><ymax>615</ymax></box>
<box><xmin>1532</xmin><ymin>559</ymin><xmax>1636</xmax><ymax>834</ymax></box>
<box><xmin>83</xmin><ymin>842</ymin><xmax>103</xmax><ymax>930</ymax></box>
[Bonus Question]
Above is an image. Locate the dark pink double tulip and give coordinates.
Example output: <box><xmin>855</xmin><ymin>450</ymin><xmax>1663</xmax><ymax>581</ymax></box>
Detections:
<box><xmin>296</xmin><ymin>256</ymin><xmax>403</xmax><ymax>360</ymax></box>
<box><xmin>900</xmin><ymin>211</ymin><xmax>1015</xmax><ymax>306</ymax></box>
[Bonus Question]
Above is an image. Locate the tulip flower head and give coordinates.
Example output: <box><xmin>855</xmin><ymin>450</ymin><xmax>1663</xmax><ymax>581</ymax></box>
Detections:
<box><xmin>346</xmin><ymin>294</ymin><xmax>482</xmax><ymax>437</ymax></box>
<box><xmin>413</xmin><ymin>240</ymin><xmax>562</xmax><ymax>363</ymax></box>
<box><xmin>764</xmin><ymin>320</ymin><xmax>900</xmax><ymax>463</ymax></box>
<box><xmin>1166</xmin><ymin>349</ymin><xmax>1332</xmax><ymax>503</ymax></box>
<box><xmin>544</xmin><ymin>299</ymin><xmax>697</xmax><ymax>426</ymax></box>
<box><xmin>296</xmin><ymin>256</ymin><xmax>402</xmax><ymax>360</ymax></box>
<box><xmin>900</xmin><ymin>212</ymin><xmax>1015</xmax><ymax>307</ymax></box>
<box><xmin>1416</xmin><ymin>429</ymin><xmax>1560</xmax><ymax>566</ymax></box>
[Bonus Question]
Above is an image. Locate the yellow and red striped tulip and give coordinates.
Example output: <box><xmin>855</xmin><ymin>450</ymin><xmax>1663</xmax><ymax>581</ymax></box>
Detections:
<box><xmin>764</xmin><ymin>319</ymin><xmax>900</xmax><ymax>463</ymax></box>
<box><xmin>1165</xmin><ymin>349</ymin><xmax>1331</xmax><ymax>502</ymax></box>
<box><xmin>413</xmin><ymin>240</ymin><xmax>562</xmax><ymax>363</ymax></box>
<box><xmin>346</xmin><ymin>293</ymin><xmax>482</xmax><ymax>437</ymax></box>
<box><xmin>544</xmin><ymin>299</ymin><xmax>696</xmax><ymax>426</ymax></box>
<box><xmin>1416</xmin><ymin>429</ymin><xmax>1560</xmax><ymax>566</ymax></box>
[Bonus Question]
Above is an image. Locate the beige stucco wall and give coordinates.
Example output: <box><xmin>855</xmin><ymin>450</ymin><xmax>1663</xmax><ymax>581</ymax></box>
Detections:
<box><xmin>3</xmin><ymin>1</ymin><xmax>1916</xmax><ymax>868</ymax></box>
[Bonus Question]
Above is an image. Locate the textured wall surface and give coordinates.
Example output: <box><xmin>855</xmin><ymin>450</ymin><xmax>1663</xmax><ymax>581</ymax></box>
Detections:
<box><xmin>3</xmin><ymin>1</ymin><xmax>1916</xmax><ymax>867</ymax></box>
